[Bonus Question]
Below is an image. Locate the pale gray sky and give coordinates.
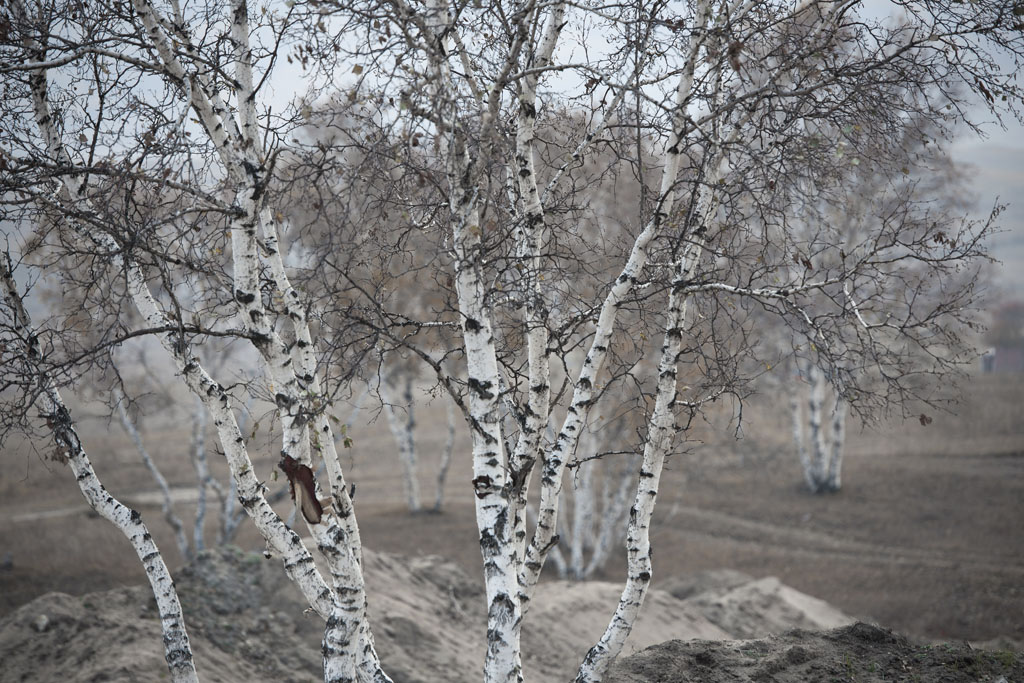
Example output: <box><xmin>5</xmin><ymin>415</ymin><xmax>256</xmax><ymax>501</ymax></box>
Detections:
<box><xmin>953</xmin><ymin>118</ymin><xmax>1024</xmax><ymax>297</ymax></box>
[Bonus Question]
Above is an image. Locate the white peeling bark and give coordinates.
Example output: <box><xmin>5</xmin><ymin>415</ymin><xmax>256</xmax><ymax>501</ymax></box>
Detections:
<box><xmin>420</xmin><ymin>0</ymin><xmax>523</xmax><ymax>675</ymax></box>
<box><xmin>132</xmin><ymin>1</ymin><xmax>386</xmax><ymax>673</ymax></box>
<box><xmin>260</xmin><ymin>211</ymin><xmax>389</xmax><ymax>679</ymax></box>
<box><xmin>793</xmin><ymin>360</ymin><xmax>846</xmax><ymax>493</ymax></box>
<box><xmin>575</xmin><ymin>55</ymin><xmax>730</xmax><ymax>672</ymax></box>
<box><xmin>1</xmin><ymin>264</ymin><xmax>198</xmax><ymax>683</ymax></box>
<box><xmin>452</xmin><ymin>182</ymin><xmax>523</xmax><ymax>683</ymax></box>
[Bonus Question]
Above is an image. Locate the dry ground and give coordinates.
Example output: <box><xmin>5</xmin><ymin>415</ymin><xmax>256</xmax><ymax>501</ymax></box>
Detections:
<box><xmin>1</xmin><ymin>372</ymin><xmax>1021</xmax><ymax>649</ymax></box>
<box><xmin>7</xmin><ymin>544</ymin><xmax>1013</xmax><ymax>683</ymax></box>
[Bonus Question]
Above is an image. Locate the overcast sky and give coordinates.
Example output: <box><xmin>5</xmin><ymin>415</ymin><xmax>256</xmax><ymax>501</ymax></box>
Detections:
<box><xmin>953</xmin><ymin>117</ymin><xmax>1024</xmax><ymax>298</ymax></box>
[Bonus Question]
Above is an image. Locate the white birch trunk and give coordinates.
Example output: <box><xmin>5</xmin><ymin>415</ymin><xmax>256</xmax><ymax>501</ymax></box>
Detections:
<box><xmin>806</xmin><ymin>362</ymin><xmax>829</xmax><ymax>490</ymax></box>
<box><xmin>520</xmin><ymin>0</ymin><xmax>715</xmax><ymax>608</ymax></box>
<box><xmin>827</xmin><ymin>394</ymin><xmax>846</xmax><ymax>492</ymax></box>
<box><xmin>452</xmin><ymin>175</ymin><xmax>523</xmax><ymax>683</ymax></box>
<box><xmin>574</xmin><ymin>273</ymin><xmax>692</xmax><ymax>683</ymax></box>
<box><xmin>794</xmin><ymin>361</ymin><xmax>847</xmax><ymax>493</ymax></box>
<box><xmin>257</xmin><ymin>210</ymin><xmax>387</xmax><ymax>679</ymax></box>
<box><xmin>419</xmin><ymin>0</ymin><xmax>525</xmax><ymax>673</ymax></box>
<box><xmin>507</xmin><ymin>0</ymin><xmax>566</xmax><ymax>594</ymax></box>
<box><xmin>575</xmin><ymin>17</ymin><xmax>729</xmax><ymax>666</ymax></box>
<box><xmin>2</xmin><ymin>262</ymin><xmax>199</xmax><ymax>683</ymax></box>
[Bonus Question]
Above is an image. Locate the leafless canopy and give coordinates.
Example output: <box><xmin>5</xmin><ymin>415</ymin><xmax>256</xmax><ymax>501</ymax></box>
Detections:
<box><xmin>1</xmin><ymin>0</ymin><xmax>1020</xmax><ymax>680</ymax></box>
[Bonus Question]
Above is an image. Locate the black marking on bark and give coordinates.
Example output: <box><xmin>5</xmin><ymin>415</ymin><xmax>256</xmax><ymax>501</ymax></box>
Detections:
<box><xmin>234</xmin><ymin>289</ymin><xmax>256</xmax><ymax>304</ymax></box>
<box><xmin>165</xmin><ymin>646</ymin><xmax>193</xmax><ymax>666</ymax></box>
<box><xmin>472</xmin><ymin>474</ymin><xmax>493</xmax><ymax>498</ymax></box>
<box><xmin>479</xmin><ymin>528</ymin><xmax>500</xmax><ymax>552</ymax></box>
<box><xmin>494</xmin><ymin>507</ymin><xmax>508</xmax><ymax>539</ymax></box>
<box><xmin>464</xmin><ymin>317</ymin><xmax>482</xmax><ymax>333</ymax></box>
<box><xmin>130</xmin><ymin>509</ymin><xmax>142</xmax><ymax>523</ymax></box>
<box><xmin>467</xmin><ymin>377</ymin><xmax>495</xmax><ymax>399</ymax></box>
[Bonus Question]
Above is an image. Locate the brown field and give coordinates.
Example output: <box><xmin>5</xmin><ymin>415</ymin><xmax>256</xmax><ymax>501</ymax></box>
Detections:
<box><xmin>1</xmin><ymin>372</ymin><xmax>1022</xmax><ymax>647</ymax></box>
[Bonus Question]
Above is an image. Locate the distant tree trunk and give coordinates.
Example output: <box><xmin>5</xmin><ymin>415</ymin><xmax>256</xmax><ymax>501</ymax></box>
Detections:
<box><xmin>791</xmin><ymin>382</ymin><xmax>817</xmax><ymax>492</ymax></box>
<box><xmin>555</xmin><ymin>423</ymin><xmax>635</xmax><ymax>581</ymax></box>
<box><xmin>568</xmin><ymin>458</ymin><xmax>595</xmax><ymax>580</ymax></box>
<box><xmin>114</xmin><ymin>388</ymin><xmax>192</xmax><ymax>562</ymax></box>
<box><xmin>582</xmin><ymin>461</ymin><xmax>635</xmax><ymax>580</ymax></box>
<box><xmin>793</xmin><ymin>360</ymin><xmax>847</xmax><ymax>493</ymax></box>
<box><xmin>381</xmin><ymin>373</ymin><xmax>421</xmax><ymax>512</ymax></box>
<box><xmin>433</xmin><ymin>397</ymin><xmax>456</xmax><ymax>512</ymax></box>
<box><xmin>188</xmin><ymin>396</ymin><xmax>212</xmax><ymax>553</ymax></box>
<box><xmin>827</xmin><ymin>395</ymin><xmax>846</xmax><ymax>492</ymax></box>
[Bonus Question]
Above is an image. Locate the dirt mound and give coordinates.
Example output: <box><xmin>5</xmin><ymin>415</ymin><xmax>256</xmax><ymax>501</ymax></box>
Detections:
<box><xmin>660</xmin><ymin>568</ymin><xmax>755</xmax><ymax>600</ymax></box>
<box><xmin>362</xmin><ymin>548</ymin><xmax>730</xmax><ymax>681</ymax></box>
<box><xmin>2</xmin><ymin>547</ymin><xmax>1018</xmax><ymax>683</ymax></box>
<box><xmin>679</xmin><ymin>575</ymin><xmax>855</xmax><ymax>639</ymax></box>
<box><xmin>0</xmin><ymin>582</ymin><xmax>313</xmax><ymax>683</ymax></box>
<box><xmin>523</xmin><ymin>581</ymin><xmax>731</xmax><ymax>680</ymax></box>
<box><xmin>607</xmin><ymin>622</ymin><xmax>1023</xmax><ymax>683</ymax></box>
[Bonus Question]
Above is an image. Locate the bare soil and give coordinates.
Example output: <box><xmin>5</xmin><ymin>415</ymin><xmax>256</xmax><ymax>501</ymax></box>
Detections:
<box><xmin>608</xmin><ymin>622</ymin><xmax>1024</xmax><ymax>683</ymax></box>
<box><xmin>0</xmin><ymin>373</ymin><xmax>1021</xmax><ymax>677</ymax></box>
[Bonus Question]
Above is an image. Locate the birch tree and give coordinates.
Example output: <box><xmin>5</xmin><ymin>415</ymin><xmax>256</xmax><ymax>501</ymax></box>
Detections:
<box><xmin>304</xmin><ymin>1</ymin><xmax>1013</xmax><ymax>680</ymax></box>
<box><xmin>788</xmin><ymin>359</ymin><xmax>847</xmax><ymax>493</ymax></box>
<box><xmin>2</xmin><ymin>1</ymin><xmax>1021</xmax><ymax>682</ymax></box>
<box><xmin>1</xmin><ymin>0</ymin><xmax>389</xmax><ymax>679</ymax></box>
<box><xmin>1</xmin><ymin>251</ymin><xmax>199</xmax><ymax>683</ymax></box>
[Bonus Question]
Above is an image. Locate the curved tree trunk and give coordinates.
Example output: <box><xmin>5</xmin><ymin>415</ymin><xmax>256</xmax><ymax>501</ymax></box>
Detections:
<box><xmin>2</xmin><ymin>258</ymin><xmax>198</xmax><ymax>683</ymax></box>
